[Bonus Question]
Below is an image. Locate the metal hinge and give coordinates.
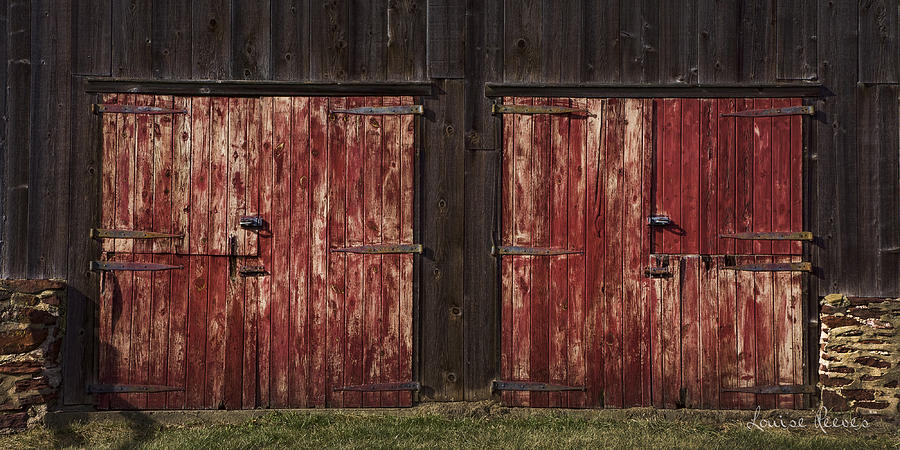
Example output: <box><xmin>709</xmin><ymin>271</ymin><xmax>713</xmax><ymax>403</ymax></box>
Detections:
<box><xmin>333</xmin><ymin>382</ymin><xmax>420</xmax><ymax>392</ymax></box>
<box><xmin>722</xmin><ymin>262</ymin><xmax>812</xmax><ymax>272</ymax></box>
<box><xmin>721</xmin><ymin>105</ymin><xmax>814</xmax><ymax>117</ymax></box>
<box><xmin>331</xmin><ymin>243</ymin><xmax>423</xmax><ymax>254</ymax></box>
<box><xmin>87</xmin><ymin>384</ymin><xmax>184</xmax><ymax>394</ymax></box>
<box><xmin>721</xmin><ymin>384</ymin><xmax>816</xmax><ymax>395</ymax></box>
<box><xmin>330</xmin><ymin>105</ymin><xmax>424</xmax><ymax>115</ymax></box>
<box><xmin>238</xmin><ymin>265</ymin><xmax>269</xmax><ymax>277</ymax></box>
<box><xmin>719</xmin><ymin>231</ymin><xmax>813</xmax><ymax>241</ymax></box>
<box><xmin>90</xmin><ymin>228</ymin><xmax>184</xmax><ymax>240</ymax></box>
<box><xmin>90</xmin><ymin>261</ymin><xmax>184</xmax><ymax>272</ymax></box>
<box><xmin>92</xmin><ymin>104</ymin><xmax>188</xmax><ymax>115</ymax></box>
<box><xmin>492</xmin><ymin>380</ymin><xmax>585</xmax><ymax>392</ymax></box>
<box><xmin>492</xmin><ymin>246</ymin><xmax>582</xmax><ymax>256</ymax></box>
<box><xmin>491</xmin><ymin>104</ymin><xmax>591</xmax><ymax>116</ymax></box>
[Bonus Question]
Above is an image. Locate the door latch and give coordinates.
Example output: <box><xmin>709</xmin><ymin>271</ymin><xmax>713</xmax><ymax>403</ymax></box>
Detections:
<box><xmin>647</xmin><ymin>215</ymin><xmax>672</xmax><ymax>227</ymax></box>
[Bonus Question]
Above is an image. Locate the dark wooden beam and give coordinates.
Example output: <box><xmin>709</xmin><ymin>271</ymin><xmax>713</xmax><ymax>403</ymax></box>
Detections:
<box><xmin>484</xmin><ymin>83</ymin><xmax>826</xmax><ymax>98</ymax></box>
<box><xmin>82</xmin><ymin>78</ymin><xmax>435</xmax><ymax>97</ymax></box>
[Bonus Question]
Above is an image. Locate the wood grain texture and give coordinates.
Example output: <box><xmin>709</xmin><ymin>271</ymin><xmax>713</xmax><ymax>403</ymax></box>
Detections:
<box><xmin>858</xmin><ymin>0</ymin><xmax>899</xmax><ymax>83</ymax></box>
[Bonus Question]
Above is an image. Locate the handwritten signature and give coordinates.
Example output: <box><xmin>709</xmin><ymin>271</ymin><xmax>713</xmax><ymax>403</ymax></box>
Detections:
<box><xmin>746</xmin><ymin>406</ymin><xmax>870</xmax><ymax>434</ymax></box>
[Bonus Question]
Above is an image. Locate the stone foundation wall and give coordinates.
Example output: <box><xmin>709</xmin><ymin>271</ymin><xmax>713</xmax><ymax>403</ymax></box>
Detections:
<box><xmin>819</xmin><ymin>294</ymin><xmax>899</xmax><ymax>415</ymax></box>
<box><xmin>0</xmin><ymin>280</ymin><xmax>65</xmax><ymax>432</ymax></box>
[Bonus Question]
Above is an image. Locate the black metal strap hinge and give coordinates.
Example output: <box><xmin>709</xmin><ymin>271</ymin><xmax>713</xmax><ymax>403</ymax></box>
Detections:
<box><xmin>92</xmin><ymin>104</ymin><xmax>188</xmax><ymax>115</ymax></box>
<box><xmin>492</xmin><ymin>380</ymin><xmax>585</xmax><ymax>392</ymax></box>
<box><xmin>90</xmin><ymin>261</ymin><xmax>184</xmax><ymax>272</ymax></box>
<box><xmin>331</xmin><ymin>244</ymin><xmax>423</xmax><ymax>254</ymax></box>
<box><xmin>330</xmin><ymin>105</ymin><xmax>424</xmax><ymax>115</ymax></box>
<box><xmin>91</xmin><ymin>228</ymin><xmax>184</xmax><ymax>240</ymax></box>
<box><xmin>721</xmin><ymin>105</ymin><xmax>814</xmax><ymax>117</ymax></box>
<box><xmin>722</xmin><ymin>262</ymin><xmax>812</xmax><ymax>272</ymax></box>
<box><xmin>492</xmin><ymin>104</ymin><xmax>591</xmax><ymax>116</ymax></box>
<box><xmin>333</xmin><ymin>382</ymin><xmax>420</xmax><ymax>392</ymax></box>
<box><xmin>492</xmin><ymin>246</ymin><xmax>582</xmax><ymax>256</ymax></box>
<box><xmin>720</xmin><ymin>231</ymin><xmax>813</xmax><ymax>241</ymax></box>
<box><xmin>87</xmin><ymin>384</ymin><xmax>185</xmax><ymax>394</ymax></box>
<box><xmin>722</xmin><ymin>384</ymin><xmax>816</xmax><ymax>395</ymax></box>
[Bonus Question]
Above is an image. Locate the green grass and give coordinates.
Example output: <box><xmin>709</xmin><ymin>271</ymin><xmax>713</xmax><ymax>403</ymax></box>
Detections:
<box><xmin>3</xmin><ymin>407</ymin><xmax>899</xmax><ymax>449</ymax></box>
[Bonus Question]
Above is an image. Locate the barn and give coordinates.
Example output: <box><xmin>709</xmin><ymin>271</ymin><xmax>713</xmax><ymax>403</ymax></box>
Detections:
<box><xmin>0</xmin><ymin>0</ymin><xmax>898</xmax><ymax>422</ymax></box>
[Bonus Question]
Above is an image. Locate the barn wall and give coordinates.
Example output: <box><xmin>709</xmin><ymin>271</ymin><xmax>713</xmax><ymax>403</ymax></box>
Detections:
<box><xmin>1</xmin><ymin>0</ymin><xmax>898</xmax><ymax>405</ymax></box>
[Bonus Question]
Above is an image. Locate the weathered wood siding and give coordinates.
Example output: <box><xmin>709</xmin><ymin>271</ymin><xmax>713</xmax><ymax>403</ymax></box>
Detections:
<box><xmin>0</xmin><ymin>0</ymin><xmax>896</xmax><ymax>405</ymax></box>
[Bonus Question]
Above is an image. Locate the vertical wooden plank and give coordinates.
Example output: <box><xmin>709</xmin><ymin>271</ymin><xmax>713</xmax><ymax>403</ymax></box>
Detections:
<box><xmin>270</xmin><ymin>97</ymin><xmax>293</xmax><ymax>407</ymax></box>
<box><xmin>289</xmin><ymin>97</ymin><xmax>311</xmax><ymax>407</ymax></box>
<box><xmin>309</xmin><ymin>0</ymin><xmax>349</xmax><ymax>79</ymax></box>
<box><xmin>622</xmin><ymin>99</ymin><xmax>645</xmax><ymax>407</ymax></box>
<box><xmin>189</xmin><ymin>98</ymin><xmax>212</xmax><ymax>255</ymax></box>
<box><xmin>224</xmin><ymin>98</ymin><xmax>248</xmax><ymax>410</ymax></box>
<box><xmin>658</xmin><ymin>0</ymin><xmax>698</xmax><ymax>84</ymax></box>
<box><xmin>790</xmin><ymin>255</ymin><xmax>804</xmax><ymax>407</ymax></box>
<box><xmin>752</xmin><ymin>98</ymin><xmax>773</xmax><ymax>255</ymax></box>
<box><xmin>171</xmin><ymin>97</ymin><xmax>192</xmax><ymax>255</ymax></box>
<box><xmin>114</xmin><ymin>94</ymin><xmax>137</xmax><ymax>254</ymax></box>
<box><xmin>548</xmin><ymin>98</ymin><xmax>570</xmax><ymax>408</ymax></box>
<box><xmin>73</xmin><ymin>0</ymin><xmax>111</xmax><ymax>75</ymax></box>
<box><xmin>100</xmin><ymin>94</ymin><xmax>119</xmax><ymax>253</ymax></box>
<box><xmin>308</xmin><ymin>96</ymin><xmax>329</xmax><ymax>407</ymax></box>
<box><xmin>639</xmin><ymin>98</ymin><xmax>654</xmax><ymax>407</ymax></box>
<box><xmin>541</xmin><ymin>0</ymin><xmax>584</xmax><ymax>83</ymax></box>
<box><xmin>773</xmin><ymin>254</ymin><xmax>794</xmax><ymax>409</ymax></box>
<box><xmin>108</xmin><ymin>254</ymin><xmax>133</xmax><ymax>409</ymax></box>
<box><xmin>582</xmin><ymin>0</ymin><xmax>620</xmax><ymax>82</ymax></box>
<box><xmin>133</xmin><ymin>95</ymin><xmax>155</xmax><ymax>255</ymax></box>
<box><xmin>660</xmin><ymin>99</ymin><xmax>682</xmax><ymax>254</ymax></box>
<box><xmin>167</xmin><ymin>254</ymin><xmax>189</xmax><ymax>409</ymax></box>
<box><xmin>381</xmin><ymin>96</ymin><xmax>403</xmax><ymax>407</ymax></box>
<box><xmin>192</xmin><ymin>0</ymin><xmax>232</xmax><ymax>79</ymax></box>
<box><xmin>152</xmin><ymin>97</ymin><xmax>175</xmax><ymax>254</ymax></box>
<box><xmin>151</xmin><ymin>0</ymin><xmax>192</xmax><ymax>79</ymax></box>
<box><xmin>209</xmin><ymin>98</ymin><xmax>229</xmax><ymax>255</ymax></box>
<box><xmin>111</xmin><ymin>0</ymin><xmax>151</xmax><ymax>77</ymax></box>
<box><xmin>502</xmin><ymin>0</ymin><xmax>542</xmax><ymax>82</ymax></box>
<box><xmin>753</xmin><ymin>255</ymin><xmax>776</xmax><ymax>410</ymax></box>
<box><xmin>576</xmin><ymin>98</ymin><xmax>596</xmax><ymax>408</ymax></box>
<box><xmin>620</xmin><ymin>0</ymin><xmax>659</xmax><ymax>83</ymax></box>
<box><xmin>362</xmin><ymin>97</ymin><xmax>384</xmax><ymax>407</ymax></box>
<box><xmin>205</xmin><ymin>256</ymin><xmax>227</xmax><ymax>408</ymax></box>
<box><xmin>716</xmin><ymin>98</ymin><xmax>736</xmax><ymax>255</ymax></box>
<box><xmin>511</xmin><ymin>97</ymin><xmax>533</xmax><ymax>407</ymax></box>
<box><xmin>734</xmin><ymin>99</ymin><xmax>755</xmax><ymax>255</ymax></box>
<box><xmin>427</xmin><ymin>0</ymin><xmax>465</xmax><ymax>78</ymax></box>
<box><xmin>343</xmin><ymin>97</ymin><xmax>366</xmax><ymax>408</ymax></box>
<box><xmin>386</xmin><ymin>0</ymin><xmax>426</xmax><ymax>80</ymax></box>
<box><xmin>660</xmin><ymin>256</ymin><xmax>682</xmax><ymax>408</ymax></box>
<box><xmin>500</xmin><ymin>97</ymin><xmax>516</xmax><ymax>406</ymax></box>
<box><xmin>698</xmin><ymin>255</ymin><xmax>719</xmax><ymax>409</ymax></box>
<box><xmin>529</xmin><ymin>98</ymin><xmax>551</xmax><ymax>407</ymax></box>
<box><xmin>349</xmin><ymin>0</ymin><xmax>387</xmax><ymax>80</ymax></box>
<box><xmin>398</xmin><ymin>96</ymin><xmax>416</xmax><ymax>406</ymax></box>
<box><xmin>771</xmin><ymin>98</ymin><xmax>793</xmax><ymax>255</ymax></box>
<box><xmin>735</xmin><ymin>255</ymin><xmax>756</xmax><ymax>409</ymax></box>
<box><xmin>147</xmin><ymin>253</ymin><xmax>172</xmax><ymax>409</ymax></box>
<box><xmin>680</xmin><ymin>99</ymin><xmax>700</xmax><ymax>254</ymax></box>
<box><xmin>716</xmin><ymin>255</ymin><xmax>738</xmax><ymax>409</ymax></box>
<box><xmin>602</xmin><ymin>99</ymin><xmax>624</xmax><ymax>408</ymax></box>
<box><xmin>271</xmin><ymin>0</ymin><xmax>310</xmax><ymax>79</ymax></box>
<box><xmin>649</xmin><ymin>260</ymin><xmax>664</xmax><ymax>408</ymax></box>
<box><xmin>698</xmin><ymin>99</ymin><xmax>718</xmax><ymax>255</ymax></box>
<box><xmin>681</xmin><ymin>256</ymin><xmax>700</xmax><ymax>408</ymax></box>
<box><xmin>789</xmin><ymin>98</ymin><xmax>803</xmax><ymax>256</ymax></box>
<box><xmin>253</xmin><ymin>97</ymin><xmax>275</xmax><ymax>408</ymax></box>
<box><xmin>242</xmin><ymin>98</ymin><xmax>262</xmax><ymax>409</ymax></box>
<box><xmin>859</xmin><ymin>0</ymin><xmax>899</xmax><ymax>83</ymax></box>
<box><xmin>775</xmin><ymin>0</ymin><xmax>817</xmax><ymax>80</ymax></box>
<box><xmin>232</xmin><ymin>0</ymin><xmax>272</xmax><ymax>79</ymax></box>
<box><xmin>128</xmin><ymin>254</ymin><xmax>151</xmax><ymax>409</ymax></box>
<box><xmin>185</xmin><ymin>255</ymin><xmax>209</xmax><ymax>408</ymax></box>
<box><xmin>699</xmin><ymin>0</ymin><xmax>742</xmax><ymax>83</ymax></box>
<box><xmin>738</xmin><ymin>0</ymin><xmax>776</xmax><ymax>83</ymax></box>
<box><xmin>326</xmin><ymin>97</ymin><xmax>348</xmax><ymax>407</ymax></box>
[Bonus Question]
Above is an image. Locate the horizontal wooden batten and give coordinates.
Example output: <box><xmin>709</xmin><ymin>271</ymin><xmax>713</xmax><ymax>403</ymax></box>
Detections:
<box><xmin>721</xmin><ymin>105</ymin><xmax>815</xmax><ymax>117</ymax></box>
<box><xmin>721</xmin><ymin>385</ymin><xmax>816</xmax><ymax>395</ymax></box>
<box><xmin>90</xmin><ymin>261</ymin><xmax>184</xmax><ymax>272</ymax></box>
<box><xmin>484</xmin><ymin>83</ymin><xmax>825</xmax><ymax>98</ymax></box>
<box><xmin>492</xmin><ymin>246</ymin><xmax>583</xmax><ymax>256</ymax></box>
<box><xmin>333</xmin><ymin>382</ymin><xmax>420</xmax><ymax>392</ymax></box>
<box><xmin>92</xmin><ymin>104</ymin><xmax>188</xmax><ymax>115</ymax></box>
<box><xmin>330</xmin><ymin>105</ymin><xmax>424</xmax><ymax>115</ymax></box>
<box><xmin>720</xmin><ymin>232</ymin><xmax>814</xmax><ymax>241</ymax></box>
<box><xmin>83</xmin><ymin>78</ymin><xmax>434</xmax><ymax>97</ymax></box>
<box><xmin>330</xmin><ymin>243</ymin><xmax>423</xmax><ymax>254</ymax></box>
<box><xmin>87</xmin><ymin>384</ymin><xmax>184</xmax><ymax>394</ymax></box>
<box><xmin>90</xmin><ymin>228</ymin><xmax>184</xmax><ymax>240</ymax></box>
<box><xmin>492</xmin><ymin>381</ymin><xmax>586</xmax><ymax>392</ymax></box>
<box><xmin>722</xmin><ymin>262</ymin><xmax>812</xmax><ymax>272</ymax></box>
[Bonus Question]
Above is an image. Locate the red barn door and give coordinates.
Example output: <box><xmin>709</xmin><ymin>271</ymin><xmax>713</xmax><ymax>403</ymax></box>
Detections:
<box><xmin>498</xmin><ymin>97</ymin><xmax>807</xmax><ymax>409</ymax></box>
<box><xmin>96</xmin><ymin>95</ymin><xmax>417</xmax><ymax>409</ymax></box>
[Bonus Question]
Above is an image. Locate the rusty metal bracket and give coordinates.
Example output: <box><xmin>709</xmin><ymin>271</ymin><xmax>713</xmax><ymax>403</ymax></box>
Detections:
<box><xmin>90</xmin><ymin>261</ymin><xmax>184</xmax><ymax>272</ymax></box>
<box><xmin>87</xmin><ymin>384</ymin><xmax>185</xmax><ymax>394</ymax></box>
<box><xmin>647</xmin><ymin>215</ymin><xmax>673</xmax><ymax>226</ymax></box>
<box><xmin>722</xmin><ymin>262</ymin><xmax>812</xmax><ymax>272</ymax></box>
<box><xmin>491</xmin><ymin>104</ymin><xmax>591</xmax><ymax>116</ymax></box>
<box><xmin>644</xmin><ymin>266</ymin><xmax>673</xmax><ymax>278</ymax></box>
<box><xmin>492</xmin><ymin>380</ymin><xmax>585</xmax><ymax>392</ymax></box>
<box><xmin>719</xmin><ymin>231</ymin><xmax>813</xmax><ymax>241</ymax></box>
<box><xmin>238</xmin><ymin>265</ymin><xmax>269</xmax><ymax>277</ymax></box>
<box><xmin>90</xmin><ymin>228</ymin><xmax>184</xmax><ymax>240</ymax></box>
<box><xmin>721</xmin><ymin>384</ymin><xmax>816</xmax><ymax>395</ymax></box>
<box><xmin>330</xmin><ymin>105</ymin><xmax>424</xmax><ymax>115</ymax></box>
<box><xmin>333</xmin><ymin>382</ymin><xmax>420</xmax><ymax>392</ymax></box>
<box><xmin>331</xmin><ymin>243</ymin><xmax>423</xmax><ymax>254</ymax></box>
<box><xmin>721</xmin><ymin>105</ymin><xmax>814</xmax><ymax>117</ymax></box>
<box><xmin>239</xmin><ymin>216</ymin><xmax>266</xmax><ymax>230</ymax></box>
<box><xmin>92</xmin><ymin>104</ymin><xmax>188</xmax><ymax>115</ymax></box>
<box><xmin>492</xmin><ymin>246</ymin><xmax>582</xmax><ymax>256</ymax></box>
